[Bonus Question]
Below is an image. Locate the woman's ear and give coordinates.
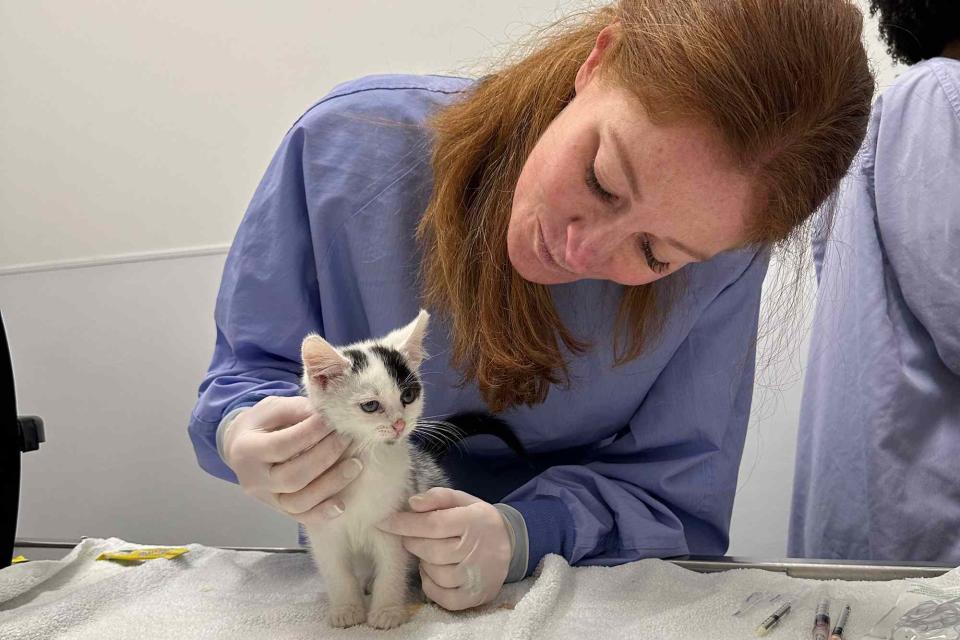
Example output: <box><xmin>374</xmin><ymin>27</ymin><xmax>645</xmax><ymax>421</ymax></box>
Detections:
<box><xmin>575</xmin><ymin>22</ymin><xmax>621</xmax><ymax>95</ymax></box>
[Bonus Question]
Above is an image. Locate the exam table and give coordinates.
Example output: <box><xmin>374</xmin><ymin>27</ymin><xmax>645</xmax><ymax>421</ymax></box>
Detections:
<box><xmin>12</xmin><ymin>537</ymin><xmax>957</xmax><ymax>579</ymax></box>
<box><xmin>4</xmin><ymin>537</ymin><xmax>956</xmax><ymax>640</ymax></box>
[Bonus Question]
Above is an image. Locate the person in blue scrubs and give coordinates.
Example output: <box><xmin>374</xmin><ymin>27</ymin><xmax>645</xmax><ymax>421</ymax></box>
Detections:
<box><xmin>790</xmin><ymin>1</ymin><xmax>960</xmax><ymax>562</ymax></box>
<box><xmin>189</xmin><ymin>2</ymin><xmax>873</xmax><ymax>612</ymax></box>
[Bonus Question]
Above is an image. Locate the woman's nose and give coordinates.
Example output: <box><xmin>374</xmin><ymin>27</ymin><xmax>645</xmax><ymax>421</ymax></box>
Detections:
<box><xmin>564</xmin><ymin>219</ymin><xmax>626</xmax><ymax>274</ymax></box>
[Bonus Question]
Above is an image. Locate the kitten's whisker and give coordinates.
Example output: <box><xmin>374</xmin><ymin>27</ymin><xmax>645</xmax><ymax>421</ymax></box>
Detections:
<box><xmin>415</xmin><ymin>412</ymin><xmax>456</xmax><ymax>421</ymax></box>
<box><xmin>411</xmin><ymin>428</ymin><xmax>449</xmax><ymax>452</ymax></box>
<box><xmin>415</xmin><ymin>420</ymin><xmax>464</xmax><ymax>432</ymax></box>
<box><xmin>415</xmin><ymin>418</ymin><xmax>460</xmax><ymax>427</ymax></box>
<box><xmin>407</xmin><ymin>371</ymin><xmax>441</xmax><ymax>380</ymax></box>
<box><xmin>427</xmin><ymin>426</ymin><xmax>469</xmax><ymax>455</ymax></box>
<box><xmin>415</xmin><ymin>421</ymin><xmax>467</xmax><ymax>440</ymax></box>
<box><xmin>409</xmin><ymin>425</ymin><xmax>447</xmax><ymax>447</ymax></box>
<box><xmin>412</xmin><ymin>423</ymin><xmax>468</xmax><ymax>456</ymax></box>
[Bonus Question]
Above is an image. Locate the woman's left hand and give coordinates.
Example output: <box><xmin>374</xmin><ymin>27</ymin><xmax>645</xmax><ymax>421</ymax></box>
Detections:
<box><xmin>375</xmin><ymin>487</ymin><xmax>512</xmax><ymax>611</ymax></box>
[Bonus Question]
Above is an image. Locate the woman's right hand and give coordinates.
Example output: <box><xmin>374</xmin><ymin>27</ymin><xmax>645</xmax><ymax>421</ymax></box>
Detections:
<box><xmin>221</xmin><ymin>395</ymin><xmax>363</xmax><ymax>526</ymax></box>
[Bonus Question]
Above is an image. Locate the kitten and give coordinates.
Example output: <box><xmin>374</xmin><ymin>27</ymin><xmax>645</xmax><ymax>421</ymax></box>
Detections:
<box><xmin>300</xmin><ymin>309</ymin><xmax>451</xmax><ymax>630</ymax></box>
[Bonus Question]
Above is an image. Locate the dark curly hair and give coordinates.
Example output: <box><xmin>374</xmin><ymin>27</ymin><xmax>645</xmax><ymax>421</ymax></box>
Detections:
<box><xmin>869</xmin><ymin>1</ymin><xmax>960</xmax><ymax>64</ymax></box>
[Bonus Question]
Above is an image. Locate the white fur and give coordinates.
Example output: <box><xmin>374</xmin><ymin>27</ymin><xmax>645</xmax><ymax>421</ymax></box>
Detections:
<box><xmin>300</xmin><ymin>310</ymin><xmax>448</xmax><ymax>629</ymax></box>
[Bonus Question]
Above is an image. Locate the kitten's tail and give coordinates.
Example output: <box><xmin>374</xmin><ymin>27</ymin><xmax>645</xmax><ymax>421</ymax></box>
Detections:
<box><xmin>413</xmin><ymin>411</ymin><xmax>530</xmax><ymax>463</ymax></box>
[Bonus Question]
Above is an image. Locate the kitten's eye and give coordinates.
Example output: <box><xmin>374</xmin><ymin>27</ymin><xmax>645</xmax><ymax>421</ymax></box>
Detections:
<box><xmin>359</xmin><ymin>401</ymin><xmax>380</xmax><ymax>413</ymax></box>
<box><xmin>400</xmin><ymin>388</ymin><xmax>418</xmax><ymax>405</ymax></box>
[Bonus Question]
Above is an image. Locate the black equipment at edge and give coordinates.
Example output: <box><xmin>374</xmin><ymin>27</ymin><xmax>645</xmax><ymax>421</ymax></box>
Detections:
<box><xmin>1</xmin><ymin>311</ymin><xmax>45</xmax><ymax>569</ymax></box>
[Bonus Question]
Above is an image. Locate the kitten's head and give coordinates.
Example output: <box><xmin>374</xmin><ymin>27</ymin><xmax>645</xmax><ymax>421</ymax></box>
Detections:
<box><xmin>300</xmin><ymin>310</ymin><xmax>429</xmax><ymax>446</ymax></box>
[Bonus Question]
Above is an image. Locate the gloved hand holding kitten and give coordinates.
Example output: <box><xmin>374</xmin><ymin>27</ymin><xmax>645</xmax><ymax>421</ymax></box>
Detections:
<box><xmin>376</xmin><ymin>487</ymin><xmax>512</xmax><ymax>611</ymax></box>
<box><xmin>220</xmin><ymin>395</ymin><xmax>363</xmax><ymax>528</ymax></box>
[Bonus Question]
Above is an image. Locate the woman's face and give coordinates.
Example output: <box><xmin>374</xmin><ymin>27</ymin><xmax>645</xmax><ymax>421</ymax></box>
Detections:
<box><xmin>508</xmin><ymin>28</ymin><xmax>755</xmax><ymax>287</ymax></box>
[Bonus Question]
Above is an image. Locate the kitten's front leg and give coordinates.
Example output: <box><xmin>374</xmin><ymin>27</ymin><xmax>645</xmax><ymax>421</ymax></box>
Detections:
<box><xmin>310</xmin><ymin>530</ymin><xmax>366</xmax><ymax>628</ymax></box>
<box><xmin>367</xmin><ymin>529</ymin><xmax>416</xmax><ymax>629</ymax></box>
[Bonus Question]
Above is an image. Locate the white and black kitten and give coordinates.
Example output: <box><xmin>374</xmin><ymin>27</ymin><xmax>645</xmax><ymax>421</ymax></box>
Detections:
<box><xmin>300</xmin><ymin>309</ymin><xmax>451</xmax><ymax>630</ymax></box>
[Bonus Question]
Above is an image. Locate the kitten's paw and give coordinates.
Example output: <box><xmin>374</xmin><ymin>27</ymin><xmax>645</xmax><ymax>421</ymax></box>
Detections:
<box><xmin>327</xmin><ymin>603</ymin><xmax>366</xmax><ymax>628</ymax></box>
<box><xmin>367</xmin><ymin>604</ymin><xmax>411</xmax><ymax>629</ymax></box>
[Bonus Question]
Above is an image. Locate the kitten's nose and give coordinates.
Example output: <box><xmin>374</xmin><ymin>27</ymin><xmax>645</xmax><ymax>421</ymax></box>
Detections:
<box><xmin>392</xmin><ymin>419</ymin><xmax>406</xmax><ymax>436</ymax></box>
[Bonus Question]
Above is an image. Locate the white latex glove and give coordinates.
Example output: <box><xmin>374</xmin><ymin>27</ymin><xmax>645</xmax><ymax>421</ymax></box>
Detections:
<box><xmin>375</xmin><ymin>487</ymin><xmax>512</xmax><ymax>611</ymax></box>
<box><xmin>221</xmin><ymin>395</ymin><xmax>362</xmax><ymax>526</ymax></box>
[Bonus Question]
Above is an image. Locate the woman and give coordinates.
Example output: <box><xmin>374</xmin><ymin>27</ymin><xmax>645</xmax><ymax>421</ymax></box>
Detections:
<box><xmin>189</xmin><ymin>0</ymin><xmax>872</xmax><ymax>613</ymax></box>
<box><xmin>790</xmin><ymin>0</ymin><xmax>960</xmax><ymax>562</ymax></box>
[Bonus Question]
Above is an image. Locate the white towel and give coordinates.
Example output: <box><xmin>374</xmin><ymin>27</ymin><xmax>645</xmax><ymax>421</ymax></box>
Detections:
<box><xmin>1</xmin><ymin>537</ymin><xmax>957</xmax><ymax>639</ymax></box>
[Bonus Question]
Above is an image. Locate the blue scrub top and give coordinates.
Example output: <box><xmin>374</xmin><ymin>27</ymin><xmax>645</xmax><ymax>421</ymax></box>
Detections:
<box><xmin>188</xmin><ymin>74</ymin><xmax>769</xmax><ymax>576</ymax></box>
<box><xmin>790</xmin><ymin>58</ymin><xmax>960</xmax><ymax>562</ymax></box>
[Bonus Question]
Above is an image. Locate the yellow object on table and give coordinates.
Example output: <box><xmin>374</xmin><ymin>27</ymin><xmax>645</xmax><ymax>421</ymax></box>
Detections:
<box><xmin>96</xmin><ymin>547</ymin><xmax>189</xmax><ymax>563</ymax></box>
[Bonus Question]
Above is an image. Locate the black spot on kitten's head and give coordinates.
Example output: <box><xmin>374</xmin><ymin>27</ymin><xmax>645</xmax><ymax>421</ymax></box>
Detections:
<box><xmin>371</xmin><ymin>345</ymin><xmax>421</xmax><ymax>400</ymax></box>
<box><xmin>342</xmin><ymin>349</ymin><xmax>368</xmax><ymax>374</ymax></box>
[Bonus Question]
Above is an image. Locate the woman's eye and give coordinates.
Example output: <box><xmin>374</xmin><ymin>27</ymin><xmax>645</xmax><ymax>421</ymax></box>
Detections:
<box><xmin>400</xmin><ymin>388</ymin><xmax>417</xmax><ymax>405</ymax></box>
<box><xmin>639</xmin><ymin>235</ymin><xmax>671</xmax><ymax>274</ymax></box>
<box><xmin>585</xmin><ymin>163</ymin><xmax>617</xmax><ymax>204</ymax></box>
<box><xmin>359</xmin><ymin>401</ymin><xmax>380</xmax><ymax>413</ymax></box>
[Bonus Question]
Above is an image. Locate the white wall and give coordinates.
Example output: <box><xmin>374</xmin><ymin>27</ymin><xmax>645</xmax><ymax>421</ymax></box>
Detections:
<box><xmin>0</xmin><ymin>0</ymin><xmax>583</xmax><ymax>269</ymax></box>
<box><xmin>2</xmin><ymin>1</ymin><xmax>901</xmax><ymax>556</ymax></box>
<box><xmin>1</xmin><ymin>253</ymin><xmax>298</xmax><ymax>547</ymax></box>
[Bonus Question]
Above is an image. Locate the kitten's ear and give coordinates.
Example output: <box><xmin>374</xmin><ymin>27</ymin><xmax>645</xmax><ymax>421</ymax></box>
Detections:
<box><xmin>394</xmin><ymin>309</ymin><xmax>430</xmax><ymax>369</ymax></box>
<box><xmin>301</xmin><ymin>334</ymin><xmax>351</xmax><ymax>390</ymax></box>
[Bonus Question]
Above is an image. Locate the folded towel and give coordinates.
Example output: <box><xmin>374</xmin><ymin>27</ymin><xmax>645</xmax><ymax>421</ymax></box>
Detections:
<box><xmin>1</xmin><ymin>537</ymin><xmax>957</xmax><ymax>639</ymax></box>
